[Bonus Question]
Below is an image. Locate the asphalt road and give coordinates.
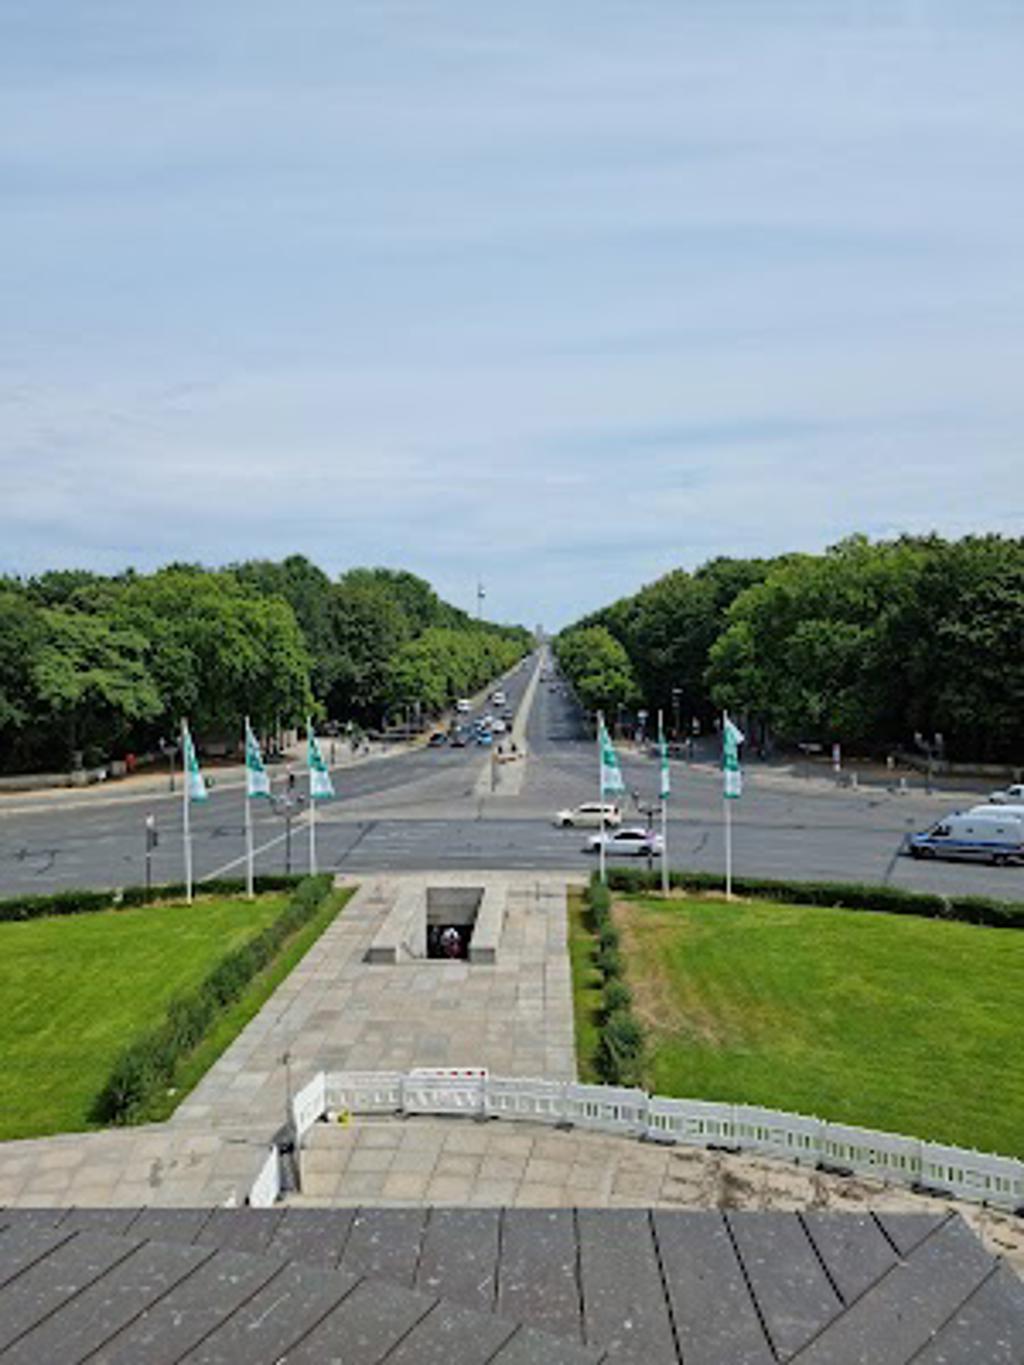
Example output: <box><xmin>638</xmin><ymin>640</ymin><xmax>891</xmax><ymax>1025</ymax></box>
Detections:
<box><xmin>2</xmin><ymin>649</ymin><xmax>1022</xmax><ymax>900</ymax></box>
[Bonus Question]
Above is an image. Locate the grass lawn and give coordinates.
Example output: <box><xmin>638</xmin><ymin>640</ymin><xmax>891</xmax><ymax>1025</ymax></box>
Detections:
<box><xmin>0</xmin><ymin>889</ymin><xmax>349</xmax><ymax>1140</ymax></box>
<box><xmin>573</xmin><ymin>891</ymin><xmax>1024</xmax><ymax>1158</ymax></box>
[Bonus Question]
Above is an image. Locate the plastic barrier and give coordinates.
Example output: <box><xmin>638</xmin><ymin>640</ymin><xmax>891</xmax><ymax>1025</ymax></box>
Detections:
<box><xmin>313</xmin><ymin>1070</ymin><xmax>1024</xmax><ymax>1212</ymax></box>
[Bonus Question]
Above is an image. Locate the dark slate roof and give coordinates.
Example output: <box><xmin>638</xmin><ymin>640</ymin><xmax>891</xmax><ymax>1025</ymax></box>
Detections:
<box><xmin>0</xmin><ymin>1207</ymin><xmax>1021</xmax><ymax>1363</ymax></box>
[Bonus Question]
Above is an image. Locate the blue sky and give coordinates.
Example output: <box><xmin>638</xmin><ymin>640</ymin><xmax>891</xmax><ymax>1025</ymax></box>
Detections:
<box><xmin>2</xmin><ymin>0</ymin><xmax>1023</xmax><ymax>628</ymax></box>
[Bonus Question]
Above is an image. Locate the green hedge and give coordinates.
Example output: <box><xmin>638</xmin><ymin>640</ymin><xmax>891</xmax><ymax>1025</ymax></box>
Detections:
<box><xmin>603</xmin><ymin>867</ymin><xmax>1024</xmax><ymax>929</ymax></box>
<box><xmin>585</xmin><ymin>873</ymin><xmax>645</xmax><ymax>1086</ymax></box>
<box><xmin>90</xmin><ymin>874</ymin><xmax>334</xmax><ymax>1125</ymax></box>
<box><xmin>0</xmin><ymin>874</ymin><xmax>305</xmax><ymax>922</ymax></box>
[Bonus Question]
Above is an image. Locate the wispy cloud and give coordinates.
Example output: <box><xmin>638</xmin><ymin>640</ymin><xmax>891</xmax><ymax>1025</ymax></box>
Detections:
<box><xmin>1</xmin><ymin>1</ymin><xmax>1023</xmax><ymax>625</ymax></box>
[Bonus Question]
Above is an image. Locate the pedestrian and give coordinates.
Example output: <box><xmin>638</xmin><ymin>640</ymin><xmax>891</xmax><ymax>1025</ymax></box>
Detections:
<box><xmin>286</xmin><ymin>765</ymin><xmax>296</xmax><ymax>794</ymax></box>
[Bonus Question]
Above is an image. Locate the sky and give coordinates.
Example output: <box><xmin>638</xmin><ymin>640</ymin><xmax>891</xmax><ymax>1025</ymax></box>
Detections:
<box><xmin>2</xmin><ymin>0</ymin><xmax>1023</xmax><ymax>629</ymax></box>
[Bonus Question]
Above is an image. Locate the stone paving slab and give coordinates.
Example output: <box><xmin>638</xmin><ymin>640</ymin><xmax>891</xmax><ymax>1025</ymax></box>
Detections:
<box><xmin>297</xmin><ymin>1115</ymin><xmax>1024</xmax><ymax>1278</ymax></box>
<box><xmin>173</xmin><ymin>871</ymin><xmax>579</xmax><ymax>1134</ymax></box>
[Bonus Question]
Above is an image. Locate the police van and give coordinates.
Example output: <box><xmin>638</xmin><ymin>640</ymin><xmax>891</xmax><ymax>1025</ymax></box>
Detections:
<box><xmin>904</xmin><ymin>810</ymin><xmax>1024</xmax><ymax>865</ymax></box>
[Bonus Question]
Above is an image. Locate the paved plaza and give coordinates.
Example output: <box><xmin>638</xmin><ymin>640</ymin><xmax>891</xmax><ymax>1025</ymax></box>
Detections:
<box><xmin>1</xmin><ymin>867</ymin><xmax>1021</xmax><ymax>1284</ymax></box>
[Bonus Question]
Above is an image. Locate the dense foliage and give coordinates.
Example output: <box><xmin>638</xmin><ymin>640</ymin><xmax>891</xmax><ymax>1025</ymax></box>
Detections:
<box><xmin>558</xmin><ymin>535</ymin><xmax>1024</xmax><ymax>760</ymax></box>
<box><xmin>0</xmin><ymin>558</ymin><xmax>528</xmax><ymax>772</ymax></box>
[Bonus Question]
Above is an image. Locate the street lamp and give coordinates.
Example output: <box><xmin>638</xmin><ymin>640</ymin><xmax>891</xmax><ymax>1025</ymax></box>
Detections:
<box><xmin>272</xmin><ymin>791</ymin><xmax>306</xmax><ymax>874</ymax></box>
<box><xmin>671</xmin><ymin>688</ymin><xmax>682</xmax><ymax>742</ymax></box>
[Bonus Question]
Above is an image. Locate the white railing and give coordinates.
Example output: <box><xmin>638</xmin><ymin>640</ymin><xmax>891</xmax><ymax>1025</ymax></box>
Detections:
<box><xmin>248</xmin><ymin>1145</ymin><xmax>281</xmax><ymax>1208</ymax></box>
<box><xmin>298</xmin><ymin>1070</ymin><xmax>1024</xmax><ymax>1213</ymax></box>
<box><xmin>292</xmin><ymin>1071</ymin><xmax>327</xmax><ymax>1141</ymax></box>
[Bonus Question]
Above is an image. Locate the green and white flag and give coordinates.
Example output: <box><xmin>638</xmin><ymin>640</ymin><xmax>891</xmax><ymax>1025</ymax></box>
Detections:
<box><xmin>244</xmin><ymin>718</ymin><xmax>271</xmax><ymax>798</ymax></box>
<box><xmin>658</xmin><ymin>716</ymin><xmax>671</xmax><ymax>801</ymax></box>
<box><xmin>307</xmin><ymin>720</ymin><xmax>335</xmax><ymax>800</ymax></box>
<box><xmin>598</xmin><ymin>714</ymin><xmax>625</xmax><ymax>795</ymax></box>
<box><xmin>182</xmin><ymin>721</ymin><xmax>208</xmax><ymax>802</ymax></box>
<box><xmin>722</xmin><ymin>715</ymin><xmax>745</xmax><ymax>800</ymax></box>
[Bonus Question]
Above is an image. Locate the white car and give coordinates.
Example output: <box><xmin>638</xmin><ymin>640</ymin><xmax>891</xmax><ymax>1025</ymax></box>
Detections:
<box><xmin>491</xmin><ymin>718</ymin><xmax>507</xmax><ymax>735</ymax></box>
<box><xmin>492</xmin><ymin>690</ymin><xmax>507</xmax><ymax>706</ymax></box>
<box><xmin>586</xmin><ymin>827</ymin><xmax>664</xmax><ymax>857</ymax></box>
<box><xmin>988</xmin><ymin>784</ymin><xmax>1024</xmax><ymax>805</ymax></box>
<box><xmin>553</xmin><ymin>802</ymin><xmax>622</xmax><ymax>829</ymax></box>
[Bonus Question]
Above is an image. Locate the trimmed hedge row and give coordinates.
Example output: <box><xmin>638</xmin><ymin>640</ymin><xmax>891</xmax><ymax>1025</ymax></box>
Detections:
<box><xmin>586</xmin><ymin>874</ymin><xmax>645</xmax><ymax>1086</ymax></box>
<box><xmin>90</xmin><ymin>874</ymin><xmax>335</xmax><ymax>1125</ymax></box>
<box><xmin>603</xmin><ymin>867</ymin><xmax>1024</xmax><ymax>928</ymax></box>
<box><xmin>0</xmin><ymin>874</ymin><xmax>305</xmax><ymax>923</ymax></box>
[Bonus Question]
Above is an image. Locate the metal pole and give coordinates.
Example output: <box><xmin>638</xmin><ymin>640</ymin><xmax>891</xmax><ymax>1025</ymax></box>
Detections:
<box><xmin>145</xmin><ymin>817</ymin><xmax>153</xmax><ymax>900</ymax></box>
<box><xmin>661</xmin><ymin>796</ymin><xmax>668</xmax><ymax>896</ymax></box>
<box><xmin>309</xmin><ymin>784</ymin><xmax>317</xmax><ymax>876</ymax></box>
<box><xmin>244</xmin><ymin>716</ymin><xmax>254</xmax><ymax>899</ymax></box>
<box><xmin>285</xmin><ymin>808</ymin><xmax>292</xmax><ymax>876</ymax></box>
<box><xmin>182</xmin><ymin>721</ymin><xmax>193</xmax><ymax>904</ymax></box>
<box><xmin>724</xmin><ymin>790</ymin><xmax>732</xmax><ymax>900</ymax></box>
<box><xmin>598</xmin><ymin>711</ymin><xmax>607</xmax><ymax>885</ymax></box>
<box><xmin>168</xmin><ymin>745</ymin><xmax>175</xmax><ymax>793</ymax></box>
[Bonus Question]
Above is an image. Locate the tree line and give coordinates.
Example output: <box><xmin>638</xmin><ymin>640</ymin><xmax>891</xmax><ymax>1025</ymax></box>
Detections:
<box><xmin>0</xmin><ymin>558</ymin><xmax>529</xmax><ymax>773</ymax></box>
<box><xmin>556</xmin><ymin>534</ymin><xmax>1024</xmax><ymax>761</ymax></box>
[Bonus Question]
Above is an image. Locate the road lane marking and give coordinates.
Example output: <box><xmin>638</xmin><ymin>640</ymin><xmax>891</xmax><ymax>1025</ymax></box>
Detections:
<box><xmin>201</xmin><ymin>812</ymin><xmax>311</xmax><ymax>881</ymax></box>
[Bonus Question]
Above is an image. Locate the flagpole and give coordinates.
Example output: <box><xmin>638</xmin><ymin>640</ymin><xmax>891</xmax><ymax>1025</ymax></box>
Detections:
<box><xmin>308</xmin><ymin>719</ymin><xmax>317</xmax><ymax>876</ymax></box>
<box><xmin>723</xmin><ymin>710</ymin><xmax>733</xmax><ymax>900</ymax></box>
<box><xmin>598</xmin><ymin>710</ymin><xmax>606</xmax><ymax>885</ymax></box>
<box><xmin>659</xmin><ymin>709</ymin><xmax>669</xmax><ymax>897</ymax></box>
<box><xmin>182</xmin><ymin>718</ymin><xmax>193</xmax><ymax>905</ymax></box>
<box><xmin>244</xmin><ymin>716</ymin><xmax>254</xmax><ymax>900</ymax></box>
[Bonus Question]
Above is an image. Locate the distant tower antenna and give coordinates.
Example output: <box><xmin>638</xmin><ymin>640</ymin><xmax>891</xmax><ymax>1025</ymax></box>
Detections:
<box><xmin>477</xmin><ymin>579</ymin><xmax>485</xmax><ymax>619</ymax></box>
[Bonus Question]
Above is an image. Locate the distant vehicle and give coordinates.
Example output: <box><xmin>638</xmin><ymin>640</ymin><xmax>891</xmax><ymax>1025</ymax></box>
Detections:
<box><xmin>553</xmin><ymin>802</ymin><xmax>622</xmax><ymax>829</ymax></box>
<box><xmin>492</xmin><ymin>690</ymin><xmax>507</xmax><ymax>706</ymax></box>
<box><xmin>427</xmin><ymin>732</ymin><xmax>447</xmax><ymax>748</ymax></box>
<box><xmin>586</xmin><ymin>827</ymin><xmax>664</xmax><ymax>857</ymax></box>
<box><xmin>455</xmin><ymin>699</ymin><xmax>471</xmax><ymax>713</ymax></box>
<box><xmin>903</xmin><ymin>811</ymin><xmax>1024</xmax><ymax>865</ymax></box>
<box><xmin>491</xmin><ymin>719</ymin><xmax>507</xmax><ymax>735</ymax></box>
<box><xmin>450</xmin><ymin>731</ymin><xmax>467</xmax><ymax>748</ymax></box>
<box><xmin>987</xmin><ymin>783</ymin><xmax>1024</xmax><ymax>805</ymax></box>
<box><xmin>476</xmin><ymin>731</ymin><xmax>493</xmax><ymax>747</ymax></box>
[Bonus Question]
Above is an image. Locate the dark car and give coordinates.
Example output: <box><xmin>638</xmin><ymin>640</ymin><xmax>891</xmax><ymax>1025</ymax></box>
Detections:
<box><xmin>427</xmin><ymin>732</ymin><xmax>447</xmax><ymax>748</ymax></box>
<box><xmin>450</xmin><ymin>730</ymin><xmax>467</xmax><ymax>747</ymax></box>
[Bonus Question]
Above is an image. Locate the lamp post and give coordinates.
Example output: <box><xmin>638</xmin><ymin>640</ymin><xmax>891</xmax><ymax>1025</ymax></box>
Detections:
<box><xmin>272</xmin><ymin>790</ymin><xmax>306</xmax><ymax>874</ymax></box>
<box><xmin>144</xmin><ymin>814</ymin><xmax>158</xmax><ymax>899</ymax></box>
<box><xmin>671</xmin><ymin>688</ymin><xmax>682</xmax><ymax>742</ymax></box>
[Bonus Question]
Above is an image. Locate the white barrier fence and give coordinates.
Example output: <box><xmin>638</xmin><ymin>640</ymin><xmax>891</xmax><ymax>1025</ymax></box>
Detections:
<box><xmin>248</xmin><ymin>1145</ymin><xmax>282</xmax><ymax>1209</ymax></box>
<box><xmin>316</xmin><ymin>1070</ymin><xmax>1024</xmax><ymax>1213</ymax></box>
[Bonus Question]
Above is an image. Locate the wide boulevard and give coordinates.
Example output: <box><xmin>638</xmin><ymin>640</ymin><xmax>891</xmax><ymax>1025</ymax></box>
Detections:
<box><xmin>1</xmin><ymin>650</ymin><xmax>1021</xmax><ymax>900</ymax></box>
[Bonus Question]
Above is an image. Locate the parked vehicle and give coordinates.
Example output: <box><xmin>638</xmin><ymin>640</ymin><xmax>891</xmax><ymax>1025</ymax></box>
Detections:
<box><xmin>587</xmin><ymin>827</ymin><xmax>664</xmax><ymax>857</ymax></box>
<box><xmin>903</xmin><ymin>811</ymin><xmax>1024</xmax><ymax>865</ymax></box>
<box><xmin>987</xmin><ymin>783</ymin><xmax>1024</xmax><ymax>805</ymax></box>
<box><xmin>553</xmin><ymin>802</ymin><xmax>622</xmax><ymax>829</ymax></box>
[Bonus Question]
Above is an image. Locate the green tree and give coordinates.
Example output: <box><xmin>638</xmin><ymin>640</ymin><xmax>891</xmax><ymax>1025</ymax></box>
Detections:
<box><xmin>555</xmin><ymin>625</ymin><xmax>640</xmax><ymax>716</ymax></box>
<box><xmin>31</xmin><ymin>609</ymin><xmax>162</xmax><ymax>764</ymax></box>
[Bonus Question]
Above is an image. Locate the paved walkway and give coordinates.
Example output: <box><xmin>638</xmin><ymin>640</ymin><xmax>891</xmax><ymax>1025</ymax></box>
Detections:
<box><xmin>296</xmin><ymin>1114</ymin><xmax>1024</xmax><ymax>1276</ymax></box>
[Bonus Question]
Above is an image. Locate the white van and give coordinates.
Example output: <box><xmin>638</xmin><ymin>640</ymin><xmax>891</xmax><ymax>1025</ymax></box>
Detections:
<box><xmin>905</xmin><ymin>811</ymin><xmax>1024</xmax><ymax>865</ymax></box>
<box><xmin>455</xmin><ymin>699</ymin><xmax>471</xmax><ymax>714</ymax></box>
